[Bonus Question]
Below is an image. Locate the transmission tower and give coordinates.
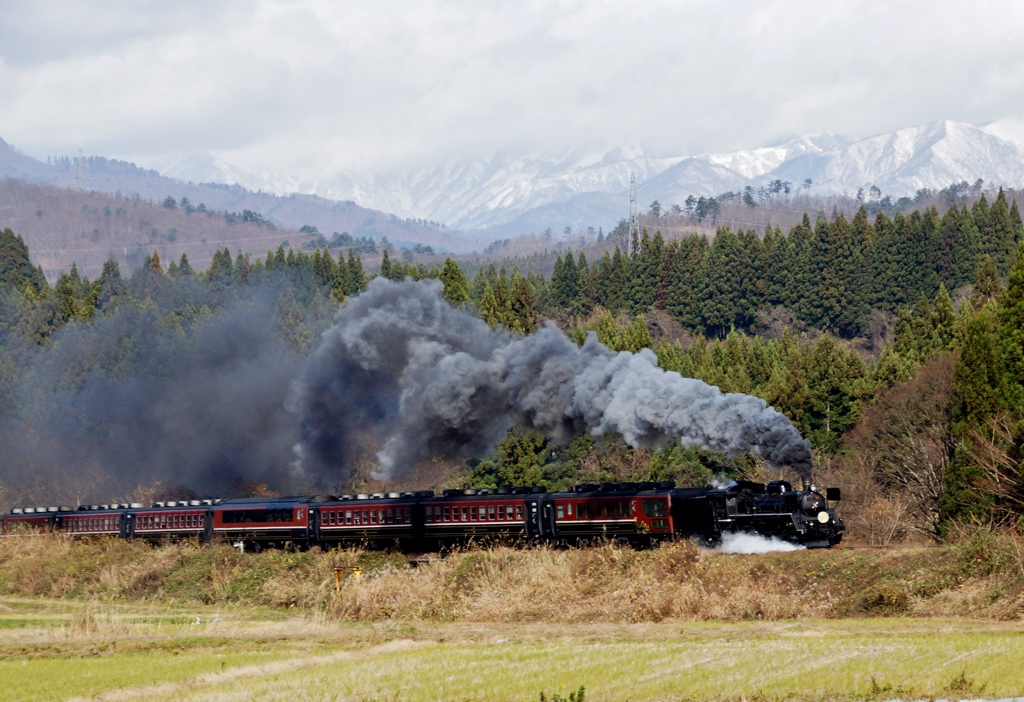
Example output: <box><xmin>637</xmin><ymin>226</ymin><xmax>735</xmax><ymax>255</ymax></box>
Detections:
<box><xmin>75</xmin><ymin>149</ymin><xmax>88</xmax><ymax>190</ymax></box>
<box><xmin>628</xmin><ymin>173</ymin><xmax>639</xmax><ymax>254</ymax></box>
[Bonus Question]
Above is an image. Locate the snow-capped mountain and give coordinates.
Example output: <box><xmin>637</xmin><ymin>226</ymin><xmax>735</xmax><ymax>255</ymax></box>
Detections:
<box><xmin>139</xmin><ymin>120</ymin><xmax>1024</xmax><ymax>235</ymax></box>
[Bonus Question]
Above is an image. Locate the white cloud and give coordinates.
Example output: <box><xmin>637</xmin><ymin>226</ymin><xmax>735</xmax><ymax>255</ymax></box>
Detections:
<box><xmin>3</xmin><ymin>0</ymin><xmax>1024</xmax><ymax>175</ymax></box>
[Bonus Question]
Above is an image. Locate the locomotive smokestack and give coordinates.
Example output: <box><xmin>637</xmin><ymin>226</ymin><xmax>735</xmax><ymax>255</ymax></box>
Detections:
<box><xmin>802</xmin><ymin>477</ymin><xmax>812</xmax><ymax>493</ymax></box>
<box><xmin>291</xmin><ymin>279</ymin><xmax>815</xmax><ymax>483</ymax></box>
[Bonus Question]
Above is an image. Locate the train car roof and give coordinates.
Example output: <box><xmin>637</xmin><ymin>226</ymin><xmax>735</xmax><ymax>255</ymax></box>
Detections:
<box><xmin>215</xmin><ymin>496</ymin><xmax>319</xmax><ymax>505</ymax></box>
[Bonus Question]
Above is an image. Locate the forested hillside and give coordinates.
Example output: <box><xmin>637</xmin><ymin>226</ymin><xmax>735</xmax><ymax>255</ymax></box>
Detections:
<box><xmin>2</xmin><ymin>190</ymin><xmax>1023</xmax><ymax>542</ymax></box>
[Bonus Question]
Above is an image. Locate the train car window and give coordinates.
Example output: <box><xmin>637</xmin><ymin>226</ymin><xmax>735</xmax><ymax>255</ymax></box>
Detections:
<box><xmin>515</xmin><ymin>505</ymin><xmax>524</xmax><ymax>520</ymax></box>
<box><xmin>320</xmin><ymin>512</ymin><xmax>326</xmax><ymax>526</ymax></box>
<box><xmin>470</xmin><ymin>506</ymin><xmax>478</xmax><ymax>521</ymax></box>
<box><xmin>567</xmin><ymin>504</ymin><xmax>573</xmax><ymax>516</ymax></box>
<box><xmin>199</xmin><ymin>515</ymin><xmax>204</xmax><ymax>527</ymax></box>
<box><xmin>379</xmin><ymin>509</ymin><xmax>386</xmax><ymax>523</ymax></box>
<box><xmin>387</xmin><ymin>508</ymin><xmax>395</xmax><ymax>524</ymax></box>
<box><xmin>615</xmin><ymin>502</ymin><xmax>622</xmax><ymax>518</ymax></box>
<box><xmin>461</xmin><ymin>506</ymin><xmax>469</xmax><ymax>522</ymax></box>
<box><xmin>487</xmin><ymin>505</ymin><xmax>494</xmax><ymax>520</ymax></box>
<box><xmin>440</xmin><ymin>506</ymin><xmax>447</xmax><ymax>521</ymax></box>
<box><xmin>404</xmin><ymin>508</ymin><xmax>411</xmax><ymax>522</ymax></box>
<box><xmin>556</xmin><ymin>504</ymin><xmax>564</xmax><ymax>520</ymax></box>
<box><xmin>651</xmin><ymin>518</ymin><xmax>669</xmax><ymax>530</ymax></box>
<box><xmin>221</xmin><ymin>508</ymin><xmax>294</xmax><ymax>524</ymax></box>
<box><xmin>642</xmin><ymin>499</ymin><xmax>668</xmax><ymax>517</ymax></box>
<box><xmin>117</xmin><ymin>517</ymin><xmax>122</xmax><ymax>529</ymax></box>
<box><xmin>345</xmin><ymin>510</ymin><xmax>352</xmax><ymax>525</ymax></box>
<box><xmin>370</xmin><ymin>510</ymin><xmax>377</xmax><ymax>524</ymax></box>
<box><xmin>497</xmin><ymin>505</ymin><xmax>505</xmax><ymax>520</ymax></box>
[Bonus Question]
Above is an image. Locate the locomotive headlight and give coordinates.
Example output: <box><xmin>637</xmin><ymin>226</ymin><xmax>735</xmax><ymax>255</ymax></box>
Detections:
<box><xmin>817</xmin><ymin>511</ymin><xmax>830</xmax><ymax>524</ymax></box>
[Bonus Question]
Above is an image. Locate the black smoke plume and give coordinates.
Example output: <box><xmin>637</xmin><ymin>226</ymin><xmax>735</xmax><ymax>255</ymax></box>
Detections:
<box><xmin>0</xmin><ymin>292</ymin><xmax>302</xmax><ymax>505</ymax></box>
<box><xmin>291</xmin><ymin>278</ymin><xmax>813</xmax><ymax>483</ymax></box>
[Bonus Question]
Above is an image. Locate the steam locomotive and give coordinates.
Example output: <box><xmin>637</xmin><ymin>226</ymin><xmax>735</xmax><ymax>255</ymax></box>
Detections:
<box><xmin>2</xmin><ymin>479</ymin><xmax>844</xmax><ymax>550</ymax></box>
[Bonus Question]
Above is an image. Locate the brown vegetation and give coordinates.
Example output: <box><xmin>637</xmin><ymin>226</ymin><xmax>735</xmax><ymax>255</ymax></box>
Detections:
<box><xmin>836</xmin><ymin>353</ymin><xmax>957</xmax><ymax>541</ymax></box>
<box><xmin>0</xmin><ymin>179</ymin><xmax>316</xmax><ymax>280</ymax></box>
<box><xmin>3</xmin><ymin>529</ymin><xmax>1024</xmax><ymax>623</ymax></box>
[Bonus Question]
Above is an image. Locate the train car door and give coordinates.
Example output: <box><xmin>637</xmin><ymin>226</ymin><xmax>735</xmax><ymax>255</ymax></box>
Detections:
<box><xmin>541</xmin><ymin>498</ymin><xmax>557</xmax><ymax>540</ymax></box>
<box><xmin>308</xmin><ymin>508</ymin><xmax>320</xmax><ymax>548</ymax></box>
<box><xmin>524</xmin><ymin>497</ymin><xmax>542</xmax><ymax>538</ymax></box>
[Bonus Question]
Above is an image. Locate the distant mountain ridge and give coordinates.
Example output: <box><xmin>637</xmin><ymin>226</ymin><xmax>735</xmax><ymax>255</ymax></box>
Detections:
<box><xmin>152</xmin><ymin>120</ymin><xmax>1024</xmax><ymax>235</ymax></box>
<box><xmin>0</xmin><ymin>139</ymin><xmax>465</xmax><ymax>252</ymax></box>
<box><xmin>6</xmin><ymin>119</ymin><xmax>1024</xmax><ymax>246</ymax></box>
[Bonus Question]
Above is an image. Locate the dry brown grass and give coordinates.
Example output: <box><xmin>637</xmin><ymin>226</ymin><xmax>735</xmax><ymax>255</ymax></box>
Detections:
<box><xmin>3</xmin><ymin>529</ymin><xmax>1024</xmax><ymax>624</ymax></box>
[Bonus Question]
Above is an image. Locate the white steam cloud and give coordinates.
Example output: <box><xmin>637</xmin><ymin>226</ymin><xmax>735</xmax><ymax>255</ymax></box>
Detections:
<box><xmin>718</xmin><ymin>532</ymin><xmax>806</xmax><ymax>554</ymax></box>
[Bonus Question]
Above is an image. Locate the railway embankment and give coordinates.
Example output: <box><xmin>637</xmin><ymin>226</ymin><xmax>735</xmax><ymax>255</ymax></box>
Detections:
<box><xmin>1</xmin><ymin>530</ymin><xmax>1022</xmax><ymax>622</ymax></box>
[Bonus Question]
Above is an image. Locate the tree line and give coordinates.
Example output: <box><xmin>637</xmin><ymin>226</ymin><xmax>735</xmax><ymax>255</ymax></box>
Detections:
<box><xmin>2</xmin><ymin>193</ymin><xmax>1023</xmax><ymax>537</ymax></box>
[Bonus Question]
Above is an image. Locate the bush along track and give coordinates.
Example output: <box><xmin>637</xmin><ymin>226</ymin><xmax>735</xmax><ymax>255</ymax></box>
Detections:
<box><xmin>2</xmin><ymin>530</ymin><xmax>1024</xmax><ymax>621</ymax></box>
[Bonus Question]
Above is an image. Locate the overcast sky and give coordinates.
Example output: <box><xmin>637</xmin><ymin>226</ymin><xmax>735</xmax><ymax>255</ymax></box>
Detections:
<box><xmin>3</xmin><ymin>0</ymin><xmax>1024</xmax><ymax>175</ymax></box>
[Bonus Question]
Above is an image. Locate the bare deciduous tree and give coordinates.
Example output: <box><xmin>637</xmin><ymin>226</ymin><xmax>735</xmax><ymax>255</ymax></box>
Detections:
<box><xmin>847</xmin><ymin>353</ymin><xmax>956</xmax><ymax>539</ymax></box>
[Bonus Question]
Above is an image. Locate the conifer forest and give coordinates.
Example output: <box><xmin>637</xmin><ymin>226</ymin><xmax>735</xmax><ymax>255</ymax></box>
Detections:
<box><xmin>3</xmin><ymin>189</ymin><xmax>1024</xmax><ymax>543</ymax></box>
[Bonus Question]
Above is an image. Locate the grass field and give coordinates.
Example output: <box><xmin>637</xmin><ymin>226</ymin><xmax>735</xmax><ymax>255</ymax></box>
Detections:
<box><xmin>1</xmin><ymin>597</ymin><xmax>1021</xmax><ymax>701</ymax></box>
<box><xmin>3</xmin><ymin>533</ymin><xmax>1024</xmax><ymax>700</ymax></box>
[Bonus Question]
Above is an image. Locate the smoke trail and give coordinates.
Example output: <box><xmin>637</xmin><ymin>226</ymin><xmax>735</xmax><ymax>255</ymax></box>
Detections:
<box><xmin>0</xmin><ymin>292</ymin><xmax>303</xmax><ymax>505</ymax></box>
<box><xmin>291</xmin><ymin>278</ymin><xmax>813</xmax><ymax>482</ymax></box>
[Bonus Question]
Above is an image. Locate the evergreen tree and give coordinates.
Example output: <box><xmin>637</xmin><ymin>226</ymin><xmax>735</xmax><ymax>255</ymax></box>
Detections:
<box><xmin>96</xmin><ymin>257</ymin><xmax>127</xmax><ymax>311</ymax></box>
<box><xmin>478</xmin><ymin>281</ymin><xmax>505</xmax><ymax>328</ymax></box>
<box><xmin>951</xmin><ymin>204</ymin><xmax>981</xmax><ymax>289</ymax></box>
<box><xmin>0</xmin><ymin>228</ymin><xmax>46</xmax><ymax>294</ymax></box>
<box><xmin>234</xmin><ymin>251</ymin><xmax>251</xmax><ymax>283</ymax></box>
<box><xmin>439</xmin><ymin>258</ymin><xmax>470</xmax><ymax>306</ymax></box>
<box><xmin>972</xmin><ymin>255</ymin><xmax>1001</xmax><ymax>307</ymax></box>
<box><xmin>53</xmin><ymin>273</ymin><xmax>78</xmax><ymax>323</ymax></box>
<box><xmin>347</xmin><ymin>249</ymin><xmax>366</xmax><ymax>293</ymax></box>
<box><xmin>985</xmin><ymin>188</ymin><xmax>1016</xmax><ymax>274</ymax></box>
<box><xmin>551</xmin><ymin>252</ymin><xmax>578</xmax><ymax>308</ymax></box>
<box><xmin>698</xmin><ymin>228</ymin><xmax>746</xmax><ymax>336</ymax></box>
<box><xmin>945</xmin><ymin>303</ymin><xmax>1003</xmax><ymax>522</ymax></box>
<box><xmin>628</xmin><ymin>229</ymin><xmax>664</xmax><ymax>312</ymax></box>
<box><xmin>509</xmin><ymin>270</ymin><xmax>536</xmax><ymax>334</ymax></box>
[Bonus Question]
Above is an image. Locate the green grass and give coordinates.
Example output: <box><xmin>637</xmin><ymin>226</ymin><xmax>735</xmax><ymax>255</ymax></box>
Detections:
<box><xmin>175</xmin><ymin>622</ymin><xmax>1022</xmax><ymax>701</ymax></box>
<box><xmin>1</xmin><ymin>599</ymin><xmax>1021</xmax><ymax>701</ymax></box>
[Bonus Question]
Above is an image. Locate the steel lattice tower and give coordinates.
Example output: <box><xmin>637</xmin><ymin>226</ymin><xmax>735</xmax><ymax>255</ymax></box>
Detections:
<box><xmin>628</xmin><ymin>173</ymin><xmax>639</xmax><ymax>255</ymax></box>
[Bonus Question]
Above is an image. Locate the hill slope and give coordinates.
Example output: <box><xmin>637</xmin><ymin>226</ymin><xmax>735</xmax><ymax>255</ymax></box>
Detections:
<box><xmin>0</xmin><ymin>139</ymin><xmax>468</xmax><ymax>254</ymax></box>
